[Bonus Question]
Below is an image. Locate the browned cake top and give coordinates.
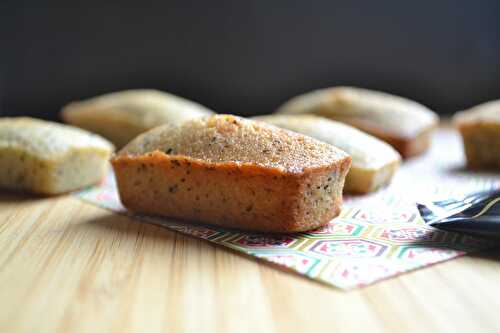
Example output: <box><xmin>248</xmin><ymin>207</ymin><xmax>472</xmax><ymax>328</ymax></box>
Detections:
<box><xmin>117</xmin><ymin>114</ymin><xmax>350</xmax><ymax>173</ymax></box>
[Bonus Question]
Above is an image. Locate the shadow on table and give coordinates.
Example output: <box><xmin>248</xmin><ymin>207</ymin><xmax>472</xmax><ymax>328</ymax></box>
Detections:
<box><xmin>82</xmin><ymin>213</ymin><xmax>340</xmax><ymax>291</ymax></box>
<box><xmin>445</xmin><ymin>165</ymin><xmax>498</xmax><ymax>177</ymax></box>
<box><xmin>468</xmin><ymin>246</ymin><xmax>500</xmax><ymax>262</ymax></box>
<box><xmin>402</xmin><ymin>226</ymin><xmax>500</xmax><ymax>261</ymax></box>
<box><xmin>83</xmin><ymin>213</ymin><xmax>179</xmax><ymax>243</ymax></box>
<box><xmin>0</xmin><ymin>190</ymin><xmax>49</xmax><ymax>203</ymax></box>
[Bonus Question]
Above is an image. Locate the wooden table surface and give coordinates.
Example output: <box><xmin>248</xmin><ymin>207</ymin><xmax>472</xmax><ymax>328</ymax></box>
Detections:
<box><xmin>1</xmin><ymin>192</ymin><xmax>500</xmax><ymax>333</ymax></box>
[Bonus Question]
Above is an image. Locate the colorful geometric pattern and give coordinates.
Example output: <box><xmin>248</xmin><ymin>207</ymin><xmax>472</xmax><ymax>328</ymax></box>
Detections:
<box><xmin>75</xmin><ymin>129</ymin><xmax>499</xmax><ymax>289</ymax></box>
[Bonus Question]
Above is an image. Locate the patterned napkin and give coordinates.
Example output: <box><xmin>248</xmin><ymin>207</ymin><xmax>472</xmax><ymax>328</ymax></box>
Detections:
<box><xmin>76</xmin><ymin>128</ymin><xmax>499</xmax><ymax>289</ymax></box>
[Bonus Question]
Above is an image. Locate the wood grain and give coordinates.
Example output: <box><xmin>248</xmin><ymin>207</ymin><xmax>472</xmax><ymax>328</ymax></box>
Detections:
<box><xmin>1</xmin><ymin>192</ymin><xmax>500</xmax><ymax>333</ymax></box>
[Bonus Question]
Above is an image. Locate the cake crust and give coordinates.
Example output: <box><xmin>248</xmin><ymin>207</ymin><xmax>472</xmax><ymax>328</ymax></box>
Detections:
<box><xmin>112</xmin><ymin>115</ymin><xmax>351</xmax><ymax>232</ymax></box>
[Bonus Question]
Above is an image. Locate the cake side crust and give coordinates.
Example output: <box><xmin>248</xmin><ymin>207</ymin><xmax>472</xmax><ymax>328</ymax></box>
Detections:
<box><xmin>112</xmin><ymin>151</ymin><xmax>351</xmax><ymax>233</ymax></box>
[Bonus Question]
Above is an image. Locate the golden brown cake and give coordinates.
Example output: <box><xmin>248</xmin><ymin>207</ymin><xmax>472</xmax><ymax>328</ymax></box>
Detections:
<box><xmin>61</xmin><ymin>89</ymin><xmax>214</xmax><ymax>148</ymax></box>
<box><xmin>111</xmin><ymin>115</ymin><xmax>352</xmax><ymax>233</ymax></box>
<box><xmin>276</xmin><ymin>86</ymin><xmax>439</xmax><ymax>158</ymax></box>
<box><xmin>253</xmin><ymin>114</ymin><xmax>401</xmax><ymax>193</ymax></box>
<box><xmin>0</xmin><ymin>117</ymin><xmax>114</xmax><ymax>195</ymax></box>
<box><xmin>453</xmin><ymin>100</ymin><xmax>500</xmax><ymax>170</ymax></box>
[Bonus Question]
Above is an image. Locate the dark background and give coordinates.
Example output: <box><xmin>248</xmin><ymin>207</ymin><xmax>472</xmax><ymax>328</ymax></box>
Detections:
<box><xmin>1</xmin><ymin>1</ymin><xmax>500</xmax><ymax>119</ymax></box>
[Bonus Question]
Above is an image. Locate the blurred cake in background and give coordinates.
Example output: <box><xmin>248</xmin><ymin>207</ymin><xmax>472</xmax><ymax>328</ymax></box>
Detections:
<box><xmin>276</xmin><ymin>86</ymin><xmax>438</xmax><ymax>158</ymax></box>
<box><xmin>454</xmin><ymin>100</ymin><xmax>500</xmax><ymax>170</ymax></box>
<box><xmin>61</xmin><ymin>89</ymin><xmax>214</xmax><ymax>148</ymax></box>
<box><xmin>0</xmin><ymin>117</ymin><xmax>114</xmax><ymax>195</ymax></box>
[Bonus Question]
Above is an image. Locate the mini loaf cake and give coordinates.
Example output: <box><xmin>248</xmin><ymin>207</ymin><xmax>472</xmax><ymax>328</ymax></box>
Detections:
<box><xmin>276</xmin><ymin>87</ymin><xmax>439</xmax><ymax>158</ymax></box>
<box><xmin>0</xmin><ymin>117</ymin><xmax>114</xmax><ymax>195</ymax></box>
<box><xmin>453</xmin><ymin>100</ymin><xmax>500</xmax><ymax>170</ymax></box>
<box><xmin>61</xmin><ymin>89</ymin><xmax>214</xmax><ymax>148</ymax></box>
<box><xmin>112</xmin><ymin>115</ymin><xmax>352</xmax><ymax>233</ymax></box>
<box><xmin>253</xmin><ymin>114</ymin><xmax>401</xmax><ymax>193</ymax></box>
